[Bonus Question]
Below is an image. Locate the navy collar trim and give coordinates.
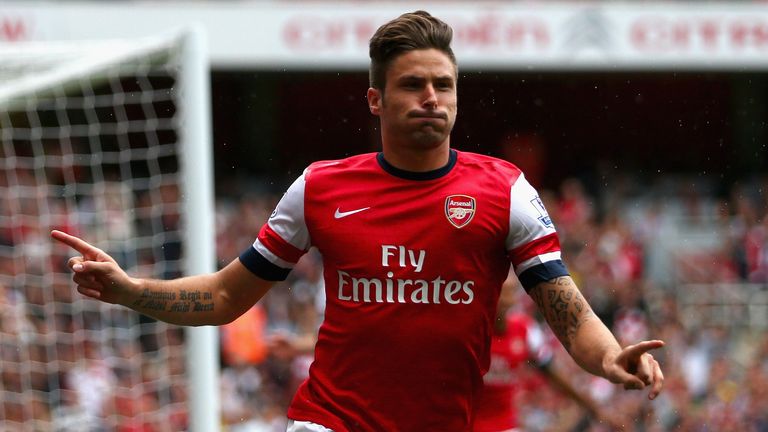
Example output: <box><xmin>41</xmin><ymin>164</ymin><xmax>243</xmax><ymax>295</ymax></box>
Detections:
<box><xmin>376</xmin><ymin>149</ymin><xmax>457</xmax><ymax>181</ymax></box>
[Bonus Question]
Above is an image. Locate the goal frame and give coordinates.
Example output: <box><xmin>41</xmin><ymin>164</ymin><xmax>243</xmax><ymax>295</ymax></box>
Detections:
<box><xmin>177</xmin><ymin>26</ymin><xmax>220</xmax><ymax>432</ymax></box>
<box><xmin>0</xmin><ymin>27</ymin><xmax>220</xmax><ymax>432</ymax></box>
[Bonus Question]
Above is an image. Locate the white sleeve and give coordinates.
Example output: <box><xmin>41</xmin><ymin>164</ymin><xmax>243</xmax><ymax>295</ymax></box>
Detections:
<box><xmin>239</xmin><ymin>170</ymin><xmax>310</xmax><ymax>280</ymax></box>
<box><xmin>258</xmin><ymin>171</ymin><xmax>311</xmax><ymax>251</ymax></box>
<box><xmin>506</xmin><ymin>174</ymin><xmax>569</xmax><ymax>289</ymax></box>
<box><xmin>506</xmin><ymin>174</ymin><xmax>562</xmax><ymax>270</ymax></box>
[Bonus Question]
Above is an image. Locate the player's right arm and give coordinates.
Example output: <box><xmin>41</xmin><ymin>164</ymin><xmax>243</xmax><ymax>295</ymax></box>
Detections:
<box><xmin>51</xmin><ymin>229</ymin><xmax>274</xmax><ymax>326</ymax></box>
<box><xmin>52</xmin><ymin>169</ymin><xmax>311</xmax><ymax>326</ymax></box>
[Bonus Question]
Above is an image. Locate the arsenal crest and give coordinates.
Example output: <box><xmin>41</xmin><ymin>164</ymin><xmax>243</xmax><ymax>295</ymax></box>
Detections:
<box><xmin>445</xmin><ymin>195</ymin><xmax>476</xmax><ymax>228</ymax></box>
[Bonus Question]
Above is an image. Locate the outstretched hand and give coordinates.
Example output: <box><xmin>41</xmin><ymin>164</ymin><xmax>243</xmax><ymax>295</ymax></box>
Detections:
<box><xmin>51</xmin><ymin>230</ymin><xmax>136</xmax><ymax>305</ymax></box>
<box><xmin>603</xmin><ymin>340</ymin><xmax>665</xmax><ymax>400</ymax></box>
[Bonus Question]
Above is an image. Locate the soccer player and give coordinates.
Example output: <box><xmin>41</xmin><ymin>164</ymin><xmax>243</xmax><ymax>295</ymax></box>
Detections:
<box><xmin>52</xmin><ymin>10</ymin><xmax>664</xmax><ymax>432</ymax></box>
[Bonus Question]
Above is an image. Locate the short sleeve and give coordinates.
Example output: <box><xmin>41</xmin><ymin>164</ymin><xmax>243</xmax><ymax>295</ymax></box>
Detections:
<box><xmin>239</xmin><ymin>171</ymin><xmax>311</xmax><ymax>281</ymax></box>
<box><xmin>505</xmin><ymin>174</ymin><xmax>569</xmax><ymax>290</ymax></box>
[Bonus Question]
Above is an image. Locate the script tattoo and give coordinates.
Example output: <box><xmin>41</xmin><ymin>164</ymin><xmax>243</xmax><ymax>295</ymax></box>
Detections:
<box><xmin>530</xmin><ymin>276</ymin><xmax>594</xmax><ymax>353</ymax></box>
<box><xmin>132</xmin><ymin>289</ymin><xmax>214</xmax><ymax>313</ymax></box>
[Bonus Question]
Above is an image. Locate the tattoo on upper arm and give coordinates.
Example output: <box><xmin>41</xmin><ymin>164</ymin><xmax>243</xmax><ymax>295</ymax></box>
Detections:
<box><xmin>132</xmin><ymin>289</ymin><xmax>214</xmax><ymax>313</ymax></box>
<box><xmin>530</xmin><ymin>276</ymin><xmax>595</xmax><ymax>352</ymax></box>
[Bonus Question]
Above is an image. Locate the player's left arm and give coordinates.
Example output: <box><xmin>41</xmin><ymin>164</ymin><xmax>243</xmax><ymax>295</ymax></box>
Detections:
<box><xmin>528</xmin><ymin>275</ymin><xmax>665</xmax><ymax>399</ymax></box>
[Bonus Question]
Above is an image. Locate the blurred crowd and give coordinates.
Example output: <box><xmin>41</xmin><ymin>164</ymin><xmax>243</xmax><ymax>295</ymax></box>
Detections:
<box><xmin>2</xmin><ymin>169</ymin><xmax>768</xmax><ymax>431</ymax></box>
<box><xmin>1</xmin><ymin>164</ymin><xmax>191</xmax><ymax>431</ymax></box>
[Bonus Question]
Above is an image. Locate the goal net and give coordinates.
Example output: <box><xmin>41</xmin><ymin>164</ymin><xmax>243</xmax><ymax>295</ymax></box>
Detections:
<box><xmin>0</xmin><ymin>29</ymin><xmax>217</xmax><ymax>431</ymax></box>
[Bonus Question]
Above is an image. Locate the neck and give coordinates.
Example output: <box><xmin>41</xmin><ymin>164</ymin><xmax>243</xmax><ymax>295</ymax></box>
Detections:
<box><xmin>381</xmin><ymin>141</ymin><xmax>451</xmax><ymax>172</ymax></box>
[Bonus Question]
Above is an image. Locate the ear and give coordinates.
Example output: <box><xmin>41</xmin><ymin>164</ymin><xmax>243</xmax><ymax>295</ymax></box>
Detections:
<box><xmin>367</xmin><ymin>87</ymin><xmax>382</xmax><ymax>116</ymax></box>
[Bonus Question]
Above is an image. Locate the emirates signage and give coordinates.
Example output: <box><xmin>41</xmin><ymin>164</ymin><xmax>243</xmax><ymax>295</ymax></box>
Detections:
<box><xmin>1</xmin><ymin>2</ymin><xmax>767</xmax><ymax>69</ymax></box>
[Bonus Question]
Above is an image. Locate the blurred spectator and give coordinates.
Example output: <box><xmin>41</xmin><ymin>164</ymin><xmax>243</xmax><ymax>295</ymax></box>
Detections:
<box><xmin>221</xmin><ymin>304</ymin><xmax>269</xmax><ymax>366</ymax></box>
<box><xmin>745</xmin><ymin>216</ymin><xmax>768</xmax><ymax>282</ymax></box>
<box><xmin>64</xmin><ymin>339</ymin><xmax>117</xmax><ymax>426</ymax></box>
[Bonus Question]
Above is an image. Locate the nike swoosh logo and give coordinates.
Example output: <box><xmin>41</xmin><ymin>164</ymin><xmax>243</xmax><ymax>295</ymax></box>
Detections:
<box><xmin>334</xmin><ymin>207</ymin><xmax>371</xmax><ymax>219</ymax></box>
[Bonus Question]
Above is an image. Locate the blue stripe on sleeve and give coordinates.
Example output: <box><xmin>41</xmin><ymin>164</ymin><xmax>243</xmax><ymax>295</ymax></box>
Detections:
<box><xmin>238</xmin><ymin>246</ymin><xmax>291</xmax><ymax>282</ymax></box>
<box><xmin>518</xmin><ymin>260</ymin><xmax>570</xmax><ymax>292</ymax></box>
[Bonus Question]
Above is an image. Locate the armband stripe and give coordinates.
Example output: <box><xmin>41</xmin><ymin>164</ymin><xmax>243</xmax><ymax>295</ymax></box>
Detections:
<box><xmin>518</xmin><ymin>260</ymin><xmax>569</xmax><ymax>292</ymax></box>
<box><xmin>239</xmin><ymin>246</ymin><xmax>291</xmax><ymax>281</ymax></box>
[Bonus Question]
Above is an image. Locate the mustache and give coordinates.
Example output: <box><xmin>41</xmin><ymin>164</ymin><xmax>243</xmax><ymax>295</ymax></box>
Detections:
<box><xmin>408</xmin><ymin>110</ymin><xmax>448</xmax><ymax>120</ymax></box>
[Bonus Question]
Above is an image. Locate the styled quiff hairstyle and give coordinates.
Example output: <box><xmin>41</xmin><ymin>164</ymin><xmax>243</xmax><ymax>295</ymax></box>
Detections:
<box><xmin>368</xmin><ymin>10</ymin><xmax>457</xmax><ymax>92</ymax></box>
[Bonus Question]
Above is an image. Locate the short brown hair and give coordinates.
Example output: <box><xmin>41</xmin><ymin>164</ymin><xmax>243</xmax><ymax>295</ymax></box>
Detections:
<box><xmin>368</xmin><ymin>10</ymin><xmax>457</xmax><ymax>91</ymax></box>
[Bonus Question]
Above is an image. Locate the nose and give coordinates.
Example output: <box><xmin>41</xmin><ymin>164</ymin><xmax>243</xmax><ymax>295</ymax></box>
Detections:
<box><xmin>422</xmin><ymin>84</ymin><xmax>437</xmax><ymax>109</ymax></box>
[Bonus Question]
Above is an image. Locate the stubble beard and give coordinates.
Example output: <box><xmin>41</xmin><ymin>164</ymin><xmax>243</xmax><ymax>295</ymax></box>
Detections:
<box><xmin>410</xmin><ymin>126</ymin><xmax>448</xmax><ymax>149</ymax></box>
<box><xmin>408</xmin><ymin>112</ymin><xmax>456</xmax><ymax>148</ymax></box>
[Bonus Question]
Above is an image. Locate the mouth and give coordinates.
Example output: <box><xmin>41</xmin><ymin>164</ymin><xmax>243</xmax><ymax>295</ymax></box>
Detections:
<box><xmin>409</xmin><ymin>111</ymin><xmax>447</xmax><ymax>120</ymax></box>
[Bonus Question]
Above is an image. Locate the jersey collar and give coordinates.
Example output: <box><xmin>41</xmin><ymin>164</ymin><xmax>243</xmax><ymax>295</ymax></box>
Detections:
<box><xmin>376</xmin><ymin>149</ymin><xmax>457</xmax><ymax>181</ymax></box>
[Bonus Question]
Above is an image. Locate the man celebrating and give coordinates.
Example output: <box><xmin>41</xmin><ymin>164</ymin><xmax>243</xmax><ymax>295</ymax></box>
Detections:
<box><xmin>53</xmin><ymin>10</ymin><xmax>663</xmax><ymax>432</ymax></box>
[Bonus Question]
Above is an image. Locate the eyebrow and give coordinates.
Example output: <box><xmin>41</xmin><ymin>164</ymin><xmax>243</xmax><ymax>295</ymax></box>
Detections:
<box><xmin>397</xmin><ymin>74</ymin><xmax>455</xmax><ymax>82</ymax></box>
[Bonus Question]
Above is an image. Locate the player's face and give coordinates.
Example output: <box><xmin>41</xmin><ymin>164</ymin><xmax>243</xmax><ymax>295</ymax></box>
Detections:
<box><xmin>368</xmin><ymin>48</ymin><xmax>457</xmax><ymax>150</ymax></box>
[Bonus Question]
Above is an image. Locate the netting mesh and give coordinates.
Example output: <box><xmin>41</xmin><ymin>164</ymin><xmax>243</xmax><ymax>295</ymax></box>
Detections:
<box><xmin>0</xmin><ymin>38</ymin><xmax>190</xmax><ymax>431</ymax></box>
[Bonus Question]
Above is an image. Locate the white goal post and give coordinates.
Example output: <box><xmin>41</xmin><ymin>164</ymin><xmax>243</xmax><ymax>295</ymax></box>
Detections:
<box><xmin>0</xmin><ymin>28</ymin><xmax>219</xmax><ymax>431</ymax></box>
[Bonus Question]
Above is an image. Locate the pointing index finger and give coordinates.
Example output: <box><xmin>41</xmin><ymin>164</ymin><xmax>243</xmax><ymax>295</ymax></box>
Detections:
<box><xmin>50</xmin><ymin>230</ymin><xmax>101</xmax><ymax>258</ymax></box>
<box><xmin>624</xmin><ymin>340</ymin><xmax>665</xmax><ymax>360</ymax></box>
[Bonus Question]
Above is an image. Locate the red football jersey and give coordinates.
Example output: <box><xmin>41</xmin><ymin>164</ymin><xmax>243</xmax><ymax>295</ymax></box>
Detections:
<box><xmin>473</xmin><ymin>313</ymin><xmax>552</xmax><ymax>432</ymax></box>
<box><xmin>240</xmin><ymin>150</ymin><xmax>567</xmax><ymax>431</ymax></box>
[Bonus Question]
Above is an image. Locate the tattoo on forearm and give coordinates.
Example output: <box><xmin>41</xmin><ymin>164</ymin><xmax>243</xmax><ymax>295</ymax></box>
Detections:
<box><xmin>531</xmin><ymin>276</ymin><xmax>595</xmax><ymax>353</ymax></box>
<box><xmin>132</xmin><ymin>289</ymin><xmax>214</xmax><ymax>313</ymax></box>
